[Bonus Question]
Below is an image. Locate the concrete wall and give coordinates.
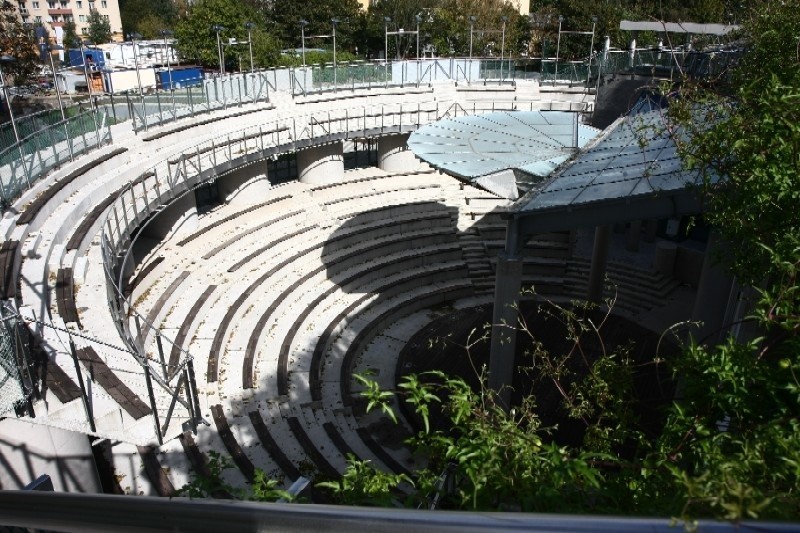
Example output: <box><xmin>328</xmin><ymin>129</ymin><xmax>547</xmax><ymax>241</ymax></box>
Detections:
<box><xmin>0</xmin><ymin>418</ymin><xmax>101</xmax><ymax>493</ymax></box>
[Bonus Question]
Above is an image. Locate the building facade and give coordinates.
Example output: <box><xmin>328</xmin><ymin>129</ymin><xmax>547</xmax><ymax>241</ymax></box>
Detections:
<box><xmin>11</xmin><ymin>0</ymin><xmax>123</xmax><ymax>43</ymax></box>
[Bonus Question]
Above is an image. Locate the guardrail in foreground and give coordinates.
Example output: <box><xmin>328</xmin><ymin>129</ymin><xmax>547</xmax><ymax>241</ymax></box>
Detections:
<box><xmin>0</xmin><ymin>490</ymin><xmax>792</xmax><ymax>533</ymax></box>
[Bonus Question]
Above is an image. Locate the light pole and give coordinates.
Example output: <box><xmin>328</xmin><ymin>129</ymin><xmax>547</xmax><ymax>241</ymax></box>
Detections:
<box><xmin>128</xmin><ymin>32</ymin><xmax>147</xmax><ymax>131</ymax></box>
<box><xmin>416</xmin><ymin>14</ymin><xmax>422</xmax><ymax>85</ymax></box>
<box><xmin>44</xmin><ymin>44</ymin><xmax>74</xmax><ymax>159</ymax></box>
<box><xmin>160</xmin><ymin>29</ymin><xmax>173</xmax><ymax>90</ymax></box>
<box><xmin>331</xmin><ymin>18</ymin><xmax>339</xmax><ymax>90</ymax></box>
<box><xmin>468</xmin><ymin>15</ymin><xmax>476</xmax><ymax>59</ymax></box>
<box><xmin>0</xmin><ymin>55</ymin><xmax>20</xmax><ymax>144</ymax></box>
<box><xmin>299</xmin><ymin>20</ymin><xmax>308</xmax><ymax>68</ymax></box>
<box><xmin>468</xmin><ymin>15</ymin><xmax>476</xmax><ymax>83</ymax></box>
<box><xmin>587</xmin><ymin>16</ymin><xmax>597</xmax><ymax>87</ymax></box>
<box><xmin>416</xmin><ymin>14</ymin><xmax>422</xmax><ymax>59</ymax></box>
<box><xmin>245</xmin><ymin>22</ymin><xmax>255</xmax><ymax>72</ymax></box>
<box><xmin>212</xmin><ymin>25</ymin><xmax>225</xmax><ymax>75</ymax></box>
<box><xmin>500</xmin><ymin>16</ymin><xmax>508</xmax><ymax>81</ymax></box>
<box><xmin>128</xmin><ymin>33</ymin><xmax>144</xmax><ymax>97</ymax></box>
<box><xmin>554</xmin><ymin>15</ymin><xmax>563</xmax><ymax>84</ymax></box>
<box><xmin>384</xmin><ymin>17</ymin><xmax>391</xmax><ymax>62</ymax></box>
<box><xmin>44</xmin><ymin>44</ymin><xmax>66</xmax><ymax>122</ymax></box>
<box><xmin>76</xmin><ymin>39</ymin><xmax>96</xmax><ymax>110</ymax></box>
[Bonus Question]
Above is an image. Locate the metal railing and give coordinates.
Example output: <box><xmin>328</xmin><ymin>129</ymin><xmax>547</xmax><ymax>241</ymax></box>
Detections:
<box><xmin>0</xmin><ymin>490</ymin><xmax>787</xmax><ymax>533</ymax></box>
<box><xmin>126</xmin><ymin>73</ymin><xmax>272</xmax><ymax>132</ymax></box>
<box><xmin>100</xmin><ymin>100</ymin><xmax>573</xmax><ymax>444</ymax></box>
<box><xmin>0</xmin><ymin>110</ymin><xmax>111</xmax><ymax>207</ymax></box>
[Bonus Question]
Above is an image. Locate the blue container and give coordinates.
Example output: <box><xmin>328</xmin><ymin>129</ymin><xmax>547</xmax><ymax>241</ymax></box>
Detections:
<box><xmin>67</xmin><ymin>48</ymin><xmax>106</xmax><ymax>69</ymax></box>
<box><xmin>156</xmin><ymin>67</ymin><xmax>203</xmax><ymax>90</ymax></box>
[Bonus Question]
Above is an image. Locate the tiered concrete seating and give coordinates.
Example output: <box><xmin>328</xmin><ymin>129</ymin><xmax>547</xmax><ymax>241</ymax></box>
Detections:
<box><xmin>1</xmin><ymin>79</ymin><xmax>613</xmax><ymax>498</ymax></box>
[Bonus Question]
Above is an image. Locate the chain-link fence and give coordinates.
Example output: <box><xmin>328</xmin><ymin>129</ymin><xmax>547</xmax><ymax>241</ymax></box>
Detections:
<box><xmin>0</xmin><ymin>305</ymin><xmax>35</xmax><ymax>416</ymax></box>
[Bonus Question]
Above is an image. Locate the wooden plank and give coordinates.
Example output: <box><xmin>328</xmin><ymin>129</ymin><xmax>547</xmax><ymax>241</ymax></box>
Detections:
<box><xmin>248</xmin><ymin>410</ymin><xmax>301</xmax><ymax>480</ymax></box>
<box><xmin>210</xmin><ymin>404</ymin><xmax>255</xmax><ymax>482</ymax></box>
<box><xmin>136</xmin><ymin>445</ymin><xmax>176</xmax><ymax>497</ymax></box>
<box><xmin>286</xmin><ymin>416</ymin><xmax>339</xmax><ymax>480</ymax></box>
<box><xmin>76</xmin><ymin>346</ymin><xmax>151</xmax><ymax>419</ymax></box>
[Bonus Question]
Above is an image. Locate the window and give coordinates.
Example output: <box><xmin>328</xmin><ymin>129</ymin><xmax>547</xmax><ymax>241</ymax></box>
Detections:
<box><xmin>34</xmin><ymin>15</ymin><xmax>41</xmax><ymax>21</ymax></box>
<box><xmin>32</xmin><ymin>1</ymin><xmax>38</xmax><ymax>7</ymax></box>
<box><xmin>47</xmin><ymin>1</ymin><xmax>55</xmax><ymax>7</ymax></box>
<box><xmin>103</xmin><ymin>14</ymin><xmax>108</xmax><ymax>20</ymax></box>
<box><xmin>81</xmin><ymin>27</ymin><xmax>87</xmax><ymax>34</ymax></box>
<box><xmin>78</xmin><ymin>14</ymin><xmax>85</xmax><ymax>21</ymax></box>
<box><xmin>101</xmin><ymin>0</ymin><xmax>106</xmax><ymax>6</ymax></box>
<box><xmin>76</xmin><ymin>0</ymin><xmax>81</xmax><ymax>6</ymax></box>
<box><xmin>60</xmin><ymin>1</ymin><xmax>67</xmax><ymax>6</ymax></box>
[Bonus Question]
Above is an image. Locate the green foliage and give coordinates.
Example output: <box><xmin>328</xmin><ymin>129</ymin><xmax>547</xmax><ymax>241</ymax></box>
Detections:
<box><xmin>119</xmin><ymin>0</ymin><xmax>177</xmax><ymax>38</ymax></box>
<box><xmin>0</xmin><ymin>2</ymin><xmax>39</xmax><ymax>85</ymax></box>
<box><xmin>63</xmin><ymin>21</ymin><xmax>79</xmax><ymax>53</ymax></box>
<box><xmin>174</xmin><ymin>0</ymin><xmax>280</xmax><ymax>70</ymax></box>
<box><xmin>318</xmin><ymin>455</ymin><xmax>412</xmax><ymax>506</ymax></box>
<box><xmin>177</xmin><ymin>450</ymin><xmax>291</xmax><ymax>502</ymax></box>
<box><xmin>251</xmin><ymin>470</ymin><xmax>293</xmax><ymax>502</ymax></box>
<box><xmin>176</xmin><ymin>450</ymin><xmax>243</xmax><ymax>499</ymax></box>
<box><xmin>87</xmin><ymin>9</ymin><xmax>113</xmax><ymax>45</ymax></box>
<box><xmin>266</xmin><ymin>0</ymin><xmax>364</xmax><ymax>51</ymax></box>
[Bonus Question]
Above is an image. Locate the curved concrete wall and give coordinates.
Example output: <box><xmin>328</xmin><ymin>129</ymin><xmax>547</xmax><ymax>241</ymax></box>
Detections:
<box><xmin>296</xmin><ymin>142</ymin><xmax>344</xmax><ymax>185</ymax></box>
<box><xmin>377</xmin><ymin>134</ymin><xmax>420</xmax><ymax>172</ymax></box>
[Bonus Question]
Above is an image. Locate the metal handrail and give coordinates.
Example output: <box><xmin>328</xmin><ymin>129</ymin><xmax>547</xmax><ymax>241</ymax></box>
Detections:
<box><xmin>1</xmin><ymin>490</ymin><xmax>775</xmax><ymax>533</ymax></box>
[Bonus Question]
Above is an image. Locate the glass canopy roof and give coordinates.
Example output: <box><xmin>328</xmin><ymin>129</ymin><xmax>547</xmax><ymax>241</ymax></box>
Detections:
<box><xmin>407</xmin><ymin>111</ymin><xmax>601</xmax><ymax>180</ymax></box>
<box><xmin>516</xmin><ymin>109</ymin><xmax>709</xmax><ymax>215</ymax></box>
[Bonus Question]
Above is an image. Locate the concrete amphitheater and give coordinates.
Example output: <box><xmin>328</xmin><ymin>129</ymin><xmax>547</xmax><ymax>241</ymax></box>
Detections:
<box><xmin>0</xmin><ymin>71</ymin><xmax>705</xmax><ymax>498</ymax></box>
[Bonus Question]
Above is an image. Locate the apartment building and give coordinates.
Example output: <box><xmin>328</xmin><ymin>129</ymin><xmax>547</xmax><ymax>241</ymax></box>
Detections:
<box><xmin>12</xmin><ymin>0</ymin><xmax>123</xmax><ymax>43</ymax></box>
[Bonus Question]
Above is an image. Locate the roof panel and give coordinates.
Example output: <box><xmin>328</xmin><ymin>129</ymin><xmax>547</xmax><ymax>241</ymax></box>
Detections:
<box><xmin>515</xmin><ymin>110</ymin><xmax>705</xmax><ymax>215</ymax></box>
<box><xmin>408</xmin><ymin>111</ymin><xmax>601</xmax><ymax>180</ymax></box>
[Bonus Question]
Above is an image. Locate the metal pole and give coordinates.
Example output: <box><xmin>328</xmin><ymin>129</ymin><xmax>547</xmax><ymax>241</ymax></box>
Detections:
<box><xmin>299</xmin><ymin>20</ymin><xmax>307</xmax><ymax>68</ymax></box>
<box><xmin>47</xmin><ymin>48</ymin><xmax>66</xmax><ymax>123</ymax></box>
<box><xmin>68</xmin><ymin>336</ymin><xmax>96</xmax><ymax>433</ymax></box>
<box><xmin>500</xmin><ymin>17</ymin><xmax>507</xmax><ymax>82</ymax></box>
<box><xmin>213</xmin><ymin>25</ymin><xmax>226</xmax><ymax>76</ymax></box>
<box><xmin>385</xmin><ymin>17</ymin><xmax>391</xmax><ymax>82</ymax></box>
<box><xmin>587</xmin><ymin>16</ymin><xmax>597</xmax><ymax>88</ymax></box>
<box><xmin>129</xmin><ymin>33</ymin><xmax>147</xmax><ymax>131</ymax></box>
<box><xmin>555</xmin><ymin>16</ymin><xmax>563</xmax><ymax>84</ymax></box>
<box><xmin>332</xmin><ymin>19</ymin><xmax>339</xmax><ymax>91</ymax></box>
<box><xmin>78</xmin><ymin>41</ymin><xmax>95</xmax><ymax>111</ymax></box>
<box><xmin>161</xmin><ymin>30</ymin><xmax>173</xmax><ymax>91</ymax></box>
<box><xmin>469</xmin><ymin>16</ymin><xmax>476</xmax><ymax>84</ymax></box>
<box><xmin>416</xmin><ymin>15</ymin><xmax>421</xmax><ymax>86</ymax></box>
<box><xmin>469</xmin><ymin>17</ymin><xmax>475</xmax><ymax>59</ymax></box>
<box><xmin>155</xmin><ymin>332</ymin><xmax>168</xmax><ymax>379</ymax></box>
<box><xmin>144</xmin><ymin>364</ymin><xmax>163</xmax><ymax>445</ymax></box>
<box><xmin>0</xmin><ymin>57</ymin><xmax>21</xmax><ymax>144</ymax></box>
<box><xmin>246</xmin><ymin>22</ymin><xmax>255</xmax><ymax>72</ymax></box>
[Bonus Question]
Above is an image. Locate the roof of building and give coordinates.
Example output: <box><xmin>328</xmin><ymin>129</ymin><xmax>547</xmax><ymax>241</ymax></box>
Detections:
<box><xmin>619</xmin><ymin>20</ymin><xmax>740</xmax><ymax>35</ymax></box>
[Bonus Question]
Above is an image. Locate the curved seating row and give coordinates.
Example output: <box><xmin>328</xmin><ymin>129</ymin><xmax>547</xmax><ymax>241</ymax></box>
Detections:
<box><xmin>1</xmin><ymin>81</ymin><xmax>600</xmax><ymax>496</ymax></box>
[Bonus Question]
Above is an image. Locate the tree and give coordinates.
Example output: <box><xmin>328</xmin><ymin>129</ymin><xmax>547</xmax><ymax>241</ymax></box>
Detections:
<box><xmin>119</xmin><ymin>0</ymin><xmax>177</xmax><ymax>39</ymax></box>
<box><xmin>87</xmin><ymin>9</ymin><xmax>112</xmax><ymax>44</ymax></box>
<box><xmin>0</xmin><ymin>0</ymin><xmax>39</xmax><ymax>85</ymax></box>
<box><xmin>333</xmin><ymin>0</ymin><xmax>800</xmax><ymax>521</ymax></box>
<box><xmin>62</xmin><ymin>20</ymin><xmax>79</xmax><ymax>51</ymax></box>
<box><xmin>175</xmin><ymin>0</ymin><xmax>280</xmax><ymax>70</ymax></box>
<box><xmin>267</xmin><ymin>0</ymin><xmax>364</xmax><ymax>53</ymax></box>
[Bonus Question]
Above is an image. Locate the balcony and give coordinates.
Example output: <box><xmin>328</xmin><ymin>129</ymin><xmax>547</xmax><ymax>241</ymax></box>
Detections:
<box><xmin>47</xmin><ymin>7</ymin><xmax>72</xmax><ymax>15</ymax></box>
